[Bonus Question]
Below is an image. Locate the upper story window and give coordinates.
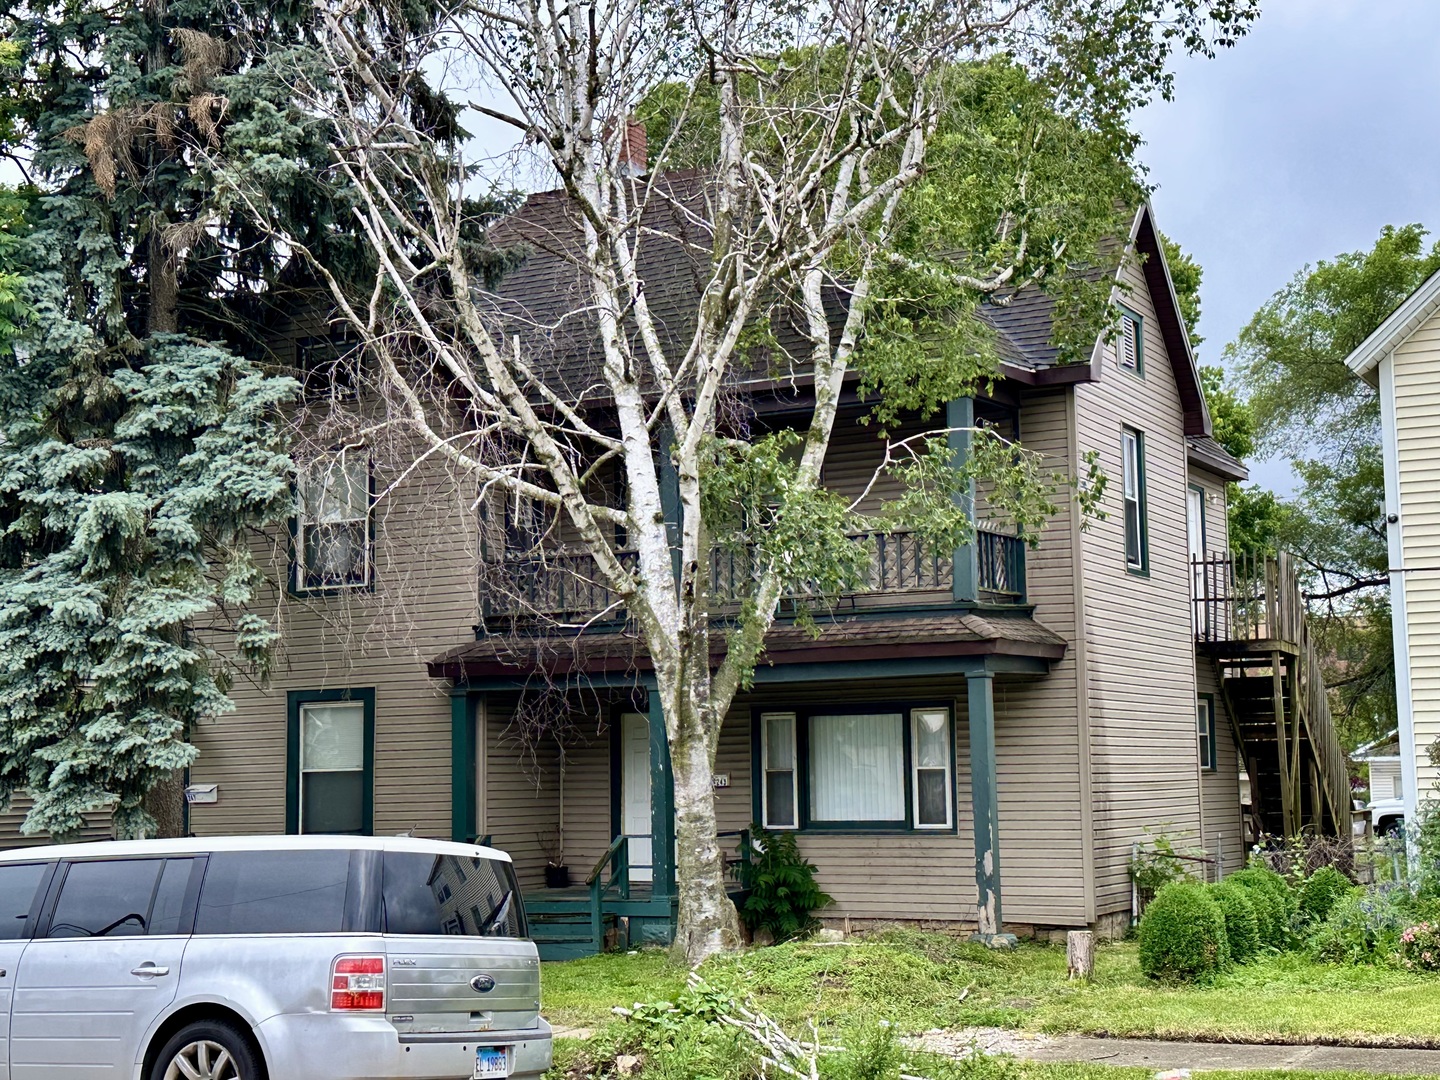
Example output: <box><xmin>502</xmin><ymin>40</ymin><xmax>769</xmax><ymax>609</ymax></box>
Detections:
<box><xmin>296</xmin><ymin>333</ymin><xmax>361</xmax><ymax>400</ymax></box>
<box><xmin>1117</xmin><ymin>308</ymin><xmax>1143</xmax><ymax>375</ymax></box>
<box><xmin>1122</xmin><ymin>427</ymin><xmax>1148</xmax><ymax>573</ymax></box>
<box><xmin>295</xmin><ymin>452</ymin><xmax>372</xmax><ymax>593</ymax></box>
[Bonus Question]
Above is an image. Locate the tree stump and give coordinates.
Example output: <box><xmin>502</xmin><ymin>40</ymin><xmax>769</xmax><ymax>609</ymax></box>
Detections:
<box><xmin>1067</xmin><ymin>930</ymin><xmax>1094</xmax><ymax>981</ymax></box>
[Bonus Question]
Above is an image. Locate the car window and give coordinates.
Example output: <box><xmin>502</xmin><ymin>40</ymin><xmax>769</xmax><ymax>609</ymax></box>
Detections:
<box><xmin>195</xmin><ymin>850</ymin><xmax>350</xmax><ymax>935</ymax></box>
<box><xmin>149</xmin><ymin>859</ymin><xmax>195</xmax><ymax>936</ymax></box>
<box><xmin>48</xmin><ymin>860</ymin><xmax>165</xmax><ymax>938</ymax></box>
<box><xmin>382</xmin><ymin>851</ymin><xmax>526</xmax><ymax>938</ymax></box>
<box><xmin>0</xmin><ymin>863</ymin><xmax>48</xmax><ymax>940</ymax></box>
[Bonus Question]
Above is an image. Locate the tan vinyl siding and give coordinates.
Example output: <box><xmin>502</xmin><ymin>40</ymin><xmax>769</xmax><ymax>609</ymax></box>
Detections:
<box><xmin>190</xmin><ymin>425</ymin><xmax>480</xmax><ymax>840</ymax></box>
<box><xmin>1188</xmin><ymin>466</ymin><xmax>1244</xmax><ymax>876</ymax></box>
<box><xmin>0</xmin><ymin>800</ymin><xmax>112</xmax><ymax>849</ymax></box>
<box><xmin>1392</xmin><ymin>312</ymin><xmax>1440</xmax><ymax>802</ymax></box>
<box><xmin>1077</xmin><ymin>259</ymin><xmax>1205</xmax><ymax>915</ymax></box>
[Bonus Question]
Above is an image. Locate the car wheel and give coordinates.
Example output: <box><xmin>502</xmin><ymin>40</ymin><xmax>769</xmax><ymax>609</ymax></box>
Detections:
<box><xmin>151</xmin><ymin>1020</ymin><xmax>263</xmax><ymax>1080</ymax></box>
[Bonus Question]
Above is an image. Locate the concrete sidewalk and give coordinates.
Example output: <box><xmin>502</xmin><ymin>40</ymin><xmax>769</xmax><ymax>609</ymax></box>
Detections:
<box><xmin>910</xmin><ymin>1028</ymin><xmax>1440</xmax><ymax>1074</ymax></box>
<box><xmin>1023</xmin><ymin>1036</ymin><xmax>1440</xmax><ymax>1074</ymax></box>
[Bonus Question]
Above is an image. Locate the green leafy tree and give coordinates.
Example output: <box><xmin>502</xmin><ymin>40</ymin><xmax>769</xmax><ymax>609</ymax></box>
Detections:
<box><xmin>1229</xmin><ymin>224</ymin><xmax>1440</xmax><ymax>748</ymax></box>
<box><xmin>0</xmin><ymin>0</ymin><xmax>404</xmax><ymax>838</ymax></box>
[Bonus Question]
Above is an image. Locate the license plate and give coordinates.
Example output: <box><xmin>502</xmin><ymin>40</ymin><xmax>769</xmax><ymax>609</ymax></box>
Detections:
<box><xmin>474</xmin><ymin>1047</ymin><xmax>509</xmax><ymax>1079</ymax></box>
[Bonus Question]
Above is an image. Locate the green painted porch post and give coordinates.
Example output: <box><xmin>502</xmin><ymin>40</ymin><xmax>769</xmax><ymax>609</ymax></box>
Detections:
<box><xmin>450</xmin><ymin>689</ymin><xmax>477</xmax><ymax>843</ymax></box>
<box><xmin>948</xmin><ymin>397</ymin><xmax>979</xmax><ymax>603</ymax></box>
<box><xmin>646</xmin><ymin>683</ymin><xmax>676</xmax><ymax>901</ymax></box>
<box><xmin>966</xmin><ymin>669</ymin><xmax>1015</xmax><ymax>947</ymax></box>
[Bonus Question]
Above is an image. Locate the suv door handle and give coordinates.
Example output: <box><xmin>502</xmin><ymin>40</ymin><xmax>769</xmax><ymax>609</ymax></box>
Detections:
<box><xmin>130</xmin><ymin>964</ymin><xmax>170</xmax><ymax>978</ymax></box>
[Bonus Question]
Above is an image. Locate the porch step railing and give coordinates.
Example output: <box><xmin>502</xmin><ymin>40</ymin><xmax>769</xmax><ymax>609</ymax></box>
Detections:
<box><xmin>481</xmin><ymin>527</ymin><xmax>1026</xmax><ymax>623</ymax></box>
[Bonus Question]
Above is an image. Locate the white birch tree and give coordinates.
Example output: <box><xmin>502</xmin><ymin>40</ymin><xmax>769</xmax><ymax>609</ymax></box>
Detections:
<box><xmin>219</xmin><ymin>0</ymin><xmax>1258</xmax><ymax>961</ymax></box>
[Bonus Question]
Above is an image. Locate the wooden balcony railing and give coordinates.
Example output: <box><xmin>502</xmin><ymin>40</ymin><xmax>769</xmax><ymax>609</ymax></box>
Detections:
<box><xmin>480</xmin><ymin>527</ymin><xmax>1026</xmax><ymax>623</ymax></box>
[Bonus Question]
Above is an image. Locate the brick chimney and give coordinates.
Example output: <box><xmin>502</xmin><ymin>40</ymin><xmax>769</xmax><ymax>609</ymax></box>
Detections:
<box><xmin>618</xmin><ymin>119</ymin><xmax>647</xmax><ymax>178</ymax></box>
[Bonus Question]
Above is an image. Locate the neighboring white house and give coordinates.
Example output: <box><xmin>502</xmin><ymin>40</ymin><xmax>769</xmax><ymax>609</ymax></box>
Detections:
<box><xmin>1345</xmin><ymin>268</ymin><xmax>1440</xmax><ymax>824</ymax></box>
<box><xmin>1353</xmin><ymin>732</ymin><xmax>1404</xmax><ymax>834</ymax></box>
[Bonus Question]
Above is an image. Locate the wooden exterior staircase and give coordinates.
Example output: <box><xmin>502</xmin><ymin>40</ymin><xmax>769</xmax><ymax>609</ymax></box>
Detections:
<box><xmin>1192</xmin><ymin>552</ymin><xmax>1350</xmax><ymax>840</ymax></box>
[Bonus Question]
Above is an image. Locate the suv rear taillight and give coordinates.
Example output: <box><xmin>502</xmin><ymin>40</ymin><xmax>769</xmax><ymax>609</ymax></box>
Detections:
<box><xmin>331</xmin><ymin>955</ymin><xmax>386</xmax><ymax>1011</ymax></box>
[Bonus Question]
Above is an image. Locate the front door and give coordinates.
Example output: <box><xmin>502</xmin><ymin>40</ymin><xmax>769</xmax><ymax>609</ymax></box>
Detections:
<box><xmin>10</xmin><ymin>857</ymin><xmax>195</xmax><ymax>1079</ymax></box>
<box><xmin>621</xmin><ymin>713</ymin><xmax>653</xmax><ymax>883</ymax></box>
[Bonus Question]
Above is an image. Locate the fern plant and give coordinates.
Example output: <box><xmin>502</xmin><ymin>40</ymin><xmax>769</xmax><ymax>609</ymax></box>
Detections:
<box><xmin>738</xmin><ymin>825</ymin><xmax>833</xmax><ymax>942</ymax></box>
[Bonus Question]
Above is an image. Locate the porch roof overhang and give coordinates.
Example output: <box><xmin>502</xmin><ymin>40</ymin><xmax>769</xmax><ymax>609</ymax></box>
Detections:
<box><xmin>428</xmin><ymin>611</ymin><xmax>1066</xmax><ymax>688</ymax></box>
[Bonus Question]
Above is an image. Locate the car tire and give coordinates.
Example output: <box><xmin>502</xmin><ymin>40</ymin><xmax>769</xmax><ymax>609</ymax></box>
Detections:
<box><xmin>150</xmin><ymin>1019</ymin><xmax>264</xmax><ymax>1080</ymax></box>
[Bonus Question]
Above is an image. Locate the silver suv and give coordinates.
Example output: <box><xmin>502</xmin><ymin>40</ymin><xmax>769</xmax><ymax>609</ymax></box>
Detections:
<box><xmin>0</xmin><ymin>835</ymin><xmax>552</xmax><ymax>1080</ymax></box>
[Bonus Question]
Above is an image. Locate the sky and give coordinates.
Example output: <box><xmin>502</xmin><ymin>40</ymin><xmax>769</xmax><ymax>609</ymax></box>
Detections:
<box><xmin>1133</xmin><ymin>0</ymin><xmax>1440</xmax><ymax>492</ymax></box>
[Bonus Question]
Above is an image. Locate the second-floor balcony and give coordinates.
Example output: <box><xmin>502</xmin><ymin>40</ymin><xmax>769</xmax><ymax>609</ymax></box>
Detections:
<box><xmin>479</xmin><ymin>526</ymin><xmax>1027</xmax><ymax>626</ymax></box>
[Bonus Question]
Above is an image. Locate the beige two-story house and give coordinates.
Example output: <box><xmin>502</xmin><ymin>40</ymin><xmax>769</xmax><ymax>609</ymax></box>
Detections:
<box><xmin>157</xmin><ymin>184</ymin><xmax>1348</xmax><ymax>956</ymax></box>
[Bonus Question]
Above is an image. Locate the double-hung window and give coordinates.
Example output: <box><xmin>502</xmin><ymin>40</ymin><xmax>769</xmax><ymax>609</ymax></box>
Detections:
<box><xmin>1122</xmin><ymin>428</ymin><xmax>1148</xmax><ymax>573</ymax></box>
<box><xmin>1197</xmin><ymin>695</ymin><xmax>1217</xmax><ymax>771</ymax></box>
<box><xmin>759</xmin><ymin>706</ymin><xmax>954</xmax><ymax>831</ymax></box>
<box><xmin>295</xmin><ymin>452</ymin><xmax>372</xmax><ymax>592</ymax></box>
<box><xmin>287</xmin><ymin>689</ymin><xmax>375</xmax><ymax>835</ymax></box>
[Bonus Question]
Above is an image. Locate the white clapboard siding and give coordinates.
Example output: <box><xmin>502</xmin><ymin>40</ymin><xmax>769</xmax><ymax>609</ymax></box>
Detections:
<box><xmin>1392</xmin><ymin>311</ymin><xmax>1440</xmax><ymax>802</ymax></box>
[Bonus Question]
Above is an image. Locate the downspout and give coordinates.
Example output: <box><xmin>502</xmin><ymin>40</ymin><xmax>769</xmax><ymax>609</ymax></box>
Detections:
<box><xmin>1379</xmin><ymin>355</ymin><xmax>1420</xmax><ymax>841</ymax></box>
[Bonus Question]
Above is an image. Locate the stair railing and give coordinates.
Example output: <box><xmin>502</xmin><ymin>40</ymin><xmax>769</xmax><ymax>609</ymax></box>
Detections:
<box><xmin>585</xmin><ymin>835</ymin><xmax>630</xmax><ymax>952</ymax></box>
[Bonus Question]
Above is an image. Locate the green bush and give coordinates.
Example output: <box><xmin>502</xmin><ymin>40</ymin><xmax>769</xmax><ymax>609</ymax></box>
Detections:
<box><xmin>1310</xmin><ymin>887</ymin><xmax>1408</xmax><ymax>965</ymax></box>
<box><xmin>1138</xmin><ymin>880</ymin><xmax>1230</xmax><ymax>982</ymax></box>
<box><xmin>739</xmin><ymin>826</ymin><xmax>833</xmax><ymax>942</ymax></box>
<box><xmin>1227</xmin><ymin>866</ymin><xmax>1295</xmax><ymax>949</ymax></box>
<box><xmin>1208</xmin><ymin>881</ymin><xmax>1261</xmax><ymax>963</ymax></box>
<box><xmin>1298</xmin><ymin>866</ymin><xmax>1354</xmax><ymax>927</ymax></box>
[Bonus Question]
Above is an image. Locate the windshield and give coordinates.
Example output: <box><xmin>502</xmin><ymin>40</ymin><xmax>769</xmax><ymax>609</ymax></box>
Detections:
<box><xmin>381</xmin><ymin>851</ymin><xmax>526</xmax><ymax>938</ymax></box>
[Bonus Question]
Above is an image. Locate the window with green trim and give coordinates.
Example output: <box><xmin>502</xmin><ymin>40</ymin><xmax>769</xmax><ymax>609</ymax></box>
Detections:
<box><xmin>1122</xmin><ymin>427</ymin><xmax>1148</xmax><ymax>572</ymax></box>
<box><xmin>287</xmin><ymin>689</ymin><xmax>375</xmax><ymax>835</ymax></box>
<box><xmin>1197</xmin><ymin>695</ymin><xmax>1217</xmax><ymax>771</ymax></box>
<box><xmin>1117</xmin><ymin>308</ymin><xmax>1143</xmax><ymax>375</ymax></box>
<box><xmin>758</xmin><ymin>705</ymin><xmax>954</xmax><ymax>832</ymax></box>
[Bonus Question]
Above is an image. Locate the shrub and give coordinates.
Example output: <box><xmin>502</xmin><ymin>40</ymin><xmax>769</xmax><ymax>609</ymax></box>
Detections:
<box><xmin>739</xmin><ymin>826</ymin><xmax>832</xmax><ymax>942</ymax></box>
<box><xmin>1208</xmin><ymin>881</ymin><xmax>1261</xmax><ymax>963</ymax></box>
<box><xmin>1138</xmin><ymin>880</ymin><xmax>1230</xmax><ymax>982</ymax></box>
<box><xmin>1400</xmin><ymin>921</ymin><xmax>1440</xmax><ymax>972</ymax></box>
<box><xmin>1298</xmin><ymin>866</ymin><xmax>1354</xmax><ymax>927</ymax></box>
<box><xmin>1311</xmin><ymin>887</ymin><xmax>1409</xmax><ymax>965</ymax></box>
<box><xmin>1227</xmin><ymin>866</ymin><xmax>1295</xmax><ymax>949</ymax></box>
<box><xmin>1129</xmin><ymin>825</ymin><xmax>1204</xmax><ymax>909</ymax></box>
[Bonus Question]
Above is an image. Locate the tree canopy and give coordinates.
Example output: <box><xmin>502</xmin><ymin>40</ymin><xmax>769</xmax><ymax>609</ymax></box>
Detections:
<box><xmin>0</xmin><ymin>0</ymin><xmax>403</xmax><ymax>837</ymax></box>
<box><xmin>1227</xmin><ymin>224</ymin><xmax>1440</xmax><ymax>748</ymax></box>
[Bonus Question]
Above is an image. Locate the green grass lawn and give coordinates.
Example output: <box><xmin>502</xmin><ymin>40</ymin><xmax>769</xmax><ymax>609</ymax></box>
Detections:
<box><xmin>541</xmin><ymin>931</ymin><xmax>1440</xmax><ymax>1046</ymax></box>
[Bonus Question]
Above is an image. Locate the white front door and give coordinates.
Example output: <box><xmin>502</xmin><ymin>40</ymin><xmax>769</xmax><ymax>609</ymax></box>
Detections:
<box><xmin>621</xmin><ymin>713</ymin><xmax>653</xmax><ymax>884</ymax></box>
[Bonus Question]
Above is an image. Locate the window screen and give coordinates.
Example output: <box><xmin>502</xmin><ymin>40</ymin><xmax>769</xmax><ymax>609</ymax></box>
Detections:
<box><xmin>808</xmin><ymin>713</ymin><xmax>905</xmax><ymax>823</ymax></box>
<box><xmin>48</xmin><ymin>859</ymin><xmax>165</xmax><ymax>938</ymax></box>
<box><xmin>195</xmin><ymin>849</ymin><xmax>350</xmax><ymax>935</ymax></box>
<box><xmin>0</xmin><ymin>863</ymin><xmax>48</xmax><ymax>940</ymax></box>
<box><xmin>296</xmin><ymin>453</ymin><xmax>371</xmax><ymax>591</ymax></box>
<box><xmin>383</xmin><ymin>852</ymin><xmax>525</xmax><ymax>938</ymax></box>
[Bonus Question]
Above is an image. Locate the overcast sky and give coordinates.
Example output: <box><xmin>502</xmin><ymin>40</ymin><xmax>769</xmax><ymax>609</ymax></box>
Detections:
<box><xmin>1134</xmin><ymin>0</ymin><xmax>1440</xmax><ymax>490</ymax></box>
